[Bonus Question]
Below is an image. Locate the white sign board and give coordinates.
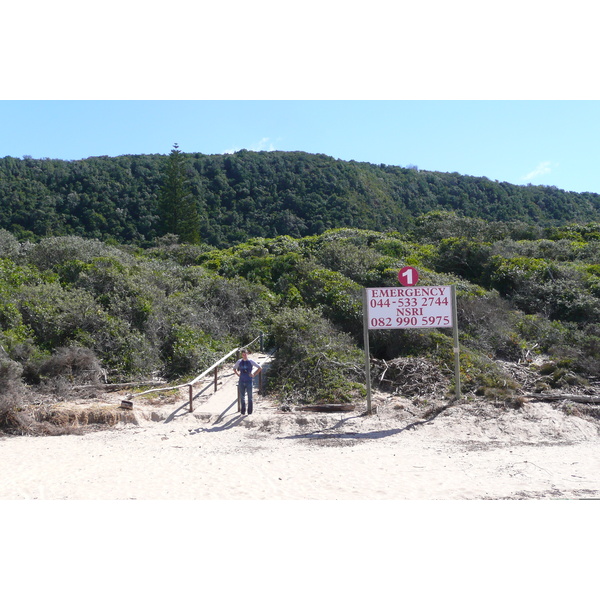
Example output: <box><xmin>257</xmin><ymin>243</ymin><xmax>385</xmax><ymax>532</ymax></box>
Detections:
<box><xmin>366</xmin><ymin>286</ymin><xmax>453</xmax><ymax>329</ymax></box>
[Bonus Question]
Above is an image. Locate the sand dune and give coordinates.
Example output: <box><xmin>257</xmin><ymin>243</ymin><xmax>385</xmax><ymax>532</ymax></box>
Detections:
<box><xmin>1</xmin><ymin>355</ymin><xmax>599</xmax><ymax>500</ymax></box>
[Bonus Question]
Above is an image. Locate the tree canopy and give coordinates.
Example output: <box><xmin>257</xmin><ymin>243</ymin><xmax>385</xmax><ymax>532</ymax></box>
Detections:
<box><xmin>2</xmin><ymin>150</ymin><xmax>599</xmax><ymax>246</ymax></box>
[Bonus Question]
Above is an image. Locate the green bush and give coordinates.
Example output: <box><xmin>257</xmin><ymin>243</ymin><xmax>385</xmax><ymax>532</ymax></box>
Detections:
<box><xmin>4</xmin><ymin>223</ymin><xmax>600</xmax><ymax>407</ymax></box>
<box><xmin>429</xmin><ymin>237</ymin><xmax>492</xmax><ymax>282</ymax></box>
<box><xmin>297</xmin><ymin>268</ymin><xmax>363</xmax><ymax>335</ymax></box>
<box><xmin>22</xmin><ymin>236</ymin><xmax>135</xmax><ymax>271</ymax></box>
<box><xmin>457</xmin><ymin>294</ymin><xmax>527</xmax><ymax>361</ymax></box>
<box><xmin>0</xmin><ymin>229</ymin><xmax>21</xmax><ymax>259</ymax></box>
<box><xmin>313</xmin><ymin>238</ymin><xmax>384</xmax><ymax>284</ymax></box>
<box><xmin>160</xmin><ymin>325</ymin><xmax>220</xmax><ymax>378</ymax></box>
<box><xmin>167</xmin><ymin>274</ymin><xmax>275</xmax><ymax>341</ymax></box>
<box><xmin>458</xmin><ymin>348</ymin><xmax>520</xmax><ymax>397</ymax></box>
<box><xmin>266</xmin><ymin>307</ymin><xmax>365</xmax><ymax>404</ymax></box>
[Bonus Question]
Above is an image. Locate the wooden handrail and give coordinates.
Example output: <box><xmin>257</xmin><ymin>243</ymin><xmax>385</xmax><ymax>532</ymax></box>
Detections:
<box><xmin>127</xmin><ymin>333</ymin><xmax>265</xmax><ymax>412</ymax></box>
<box><xmin>188</xmin><ymin>347</ymin><xmax>240</xmax><ymax>386</ymax></box>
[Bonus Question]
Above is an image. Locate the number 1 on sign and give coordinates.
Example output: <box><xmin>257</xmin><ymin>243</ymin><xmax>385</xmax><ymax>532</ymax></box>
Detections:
<box><xmin>398</xmin><ymin>266</ymin><xmax>419</xmax><ymax>287</ymax></box>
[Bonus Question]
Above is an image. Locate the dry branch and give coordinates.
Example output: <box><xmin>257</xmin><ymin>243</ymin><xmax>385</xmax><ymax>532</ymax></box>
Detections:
<box><xmin>73</xmin><ymin>381</ymin><xmax>163</xmax><ymax>391</ymax></box>
<box><xmin>371</xmin><ymin>357</ymin><xmax>450</xmax><ymax>397</ymax></box>
<box><xmin>523</xmin><ymin>393</ymin><xmax>600</xmax><ymax>404</ymax></box>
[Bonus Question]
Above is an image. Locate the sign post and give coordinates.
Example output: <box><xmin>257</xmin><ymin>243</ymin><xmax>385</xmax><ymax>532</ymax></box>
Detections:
<box><xmin>451</xmin><ymin>284</ymin><xmax>461</xmax><ymax>400</ymax></box>
<box><xmin>362</xmin><ymin>288</ymin><xmax>373</xmax><ymax>414</ymax></box>
<box><xmin>363</xmin><ymin>268</ymin><xmax>461</xmax><ymax>413</ymax></box>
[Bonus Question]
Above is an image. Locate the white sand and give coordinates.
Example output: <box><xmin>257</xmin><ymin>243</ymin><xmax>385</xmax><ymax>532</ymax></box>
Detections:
<box><xmin>3</xmin><ymin>359</ymin><xmax>600</xmax><ymax>598</ymax></box>
<box><xmin>1</xmin><ymin>357</ymin><xmax>599</xmax><ymax>500</ymax></box>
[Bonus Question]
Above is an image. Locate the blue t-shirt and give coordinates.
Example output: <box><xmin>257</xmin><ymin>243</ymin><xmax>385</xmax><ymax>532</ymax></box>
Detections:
<box><xmin>235</xmin><ymin>358</ymin><xmax>260</xmax><ymax>383</ymax></box>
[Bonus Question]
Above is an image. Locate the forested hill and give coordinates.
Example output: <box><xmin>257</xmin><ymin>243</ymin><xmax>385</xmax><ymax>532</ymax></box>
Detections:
<box><xmin>2</xmin><ymin>150</ymin><xmax>600</xmax><ymax>247</ymax></box>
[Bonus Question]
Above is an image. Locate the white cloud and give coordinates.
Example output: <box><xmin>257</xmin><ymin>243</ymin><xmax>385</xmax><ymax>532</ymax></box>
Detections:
<box><xmin>520</xmin><ymin>161</ymin><xmax>556</xmax><ymax>182</ymax></box>
<box><xmin>224</xmin><ymin>137</ymin><xmax>277</xmax><ymax>154</ymax></box>
<box><xmin>254</xmin><ymin>137</ymin><xmax>276</xmax><ymax>151</ymax></box>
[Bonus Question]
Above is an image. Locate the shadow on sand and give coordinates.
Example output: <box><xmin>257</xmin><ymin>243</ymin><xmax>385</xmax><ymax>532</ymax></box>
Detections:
<box><xmin>280</xmin><ymin>401</ymin><xmax>456</xmax><ymax>442</ymax></box>
<box><xmin>189</xmin><ymin>399</ymin><xmax>245</xmax><ymax>434</ymax></box>
<box><xmin>163</xmin><ymin>378</ymin><xmax>236</xmax><ymax>425</ymax></box>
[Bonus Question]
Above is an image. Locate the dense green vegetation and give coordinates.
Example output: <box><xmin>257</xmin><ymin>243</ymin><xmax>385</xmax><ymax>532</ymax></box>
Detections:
<box><xmin>2</xmin><ymin>214</ymin><xmax>600</xmax><ymax>426</ymax></box>
<box><xmin>3</xmin><ymin>149</ymin><xmax>600</xmax><ymax>432</ymax></box>
<box><xmin>2</xmin><ymin>150</ymin><xmax>600</xmax><ymax>246</ymax></box>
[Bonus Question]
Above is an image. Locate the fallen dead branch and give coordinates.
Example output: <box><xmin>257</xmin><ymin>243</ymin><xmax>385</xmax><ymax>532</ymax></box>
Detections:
<box><xmin>296</xmin><ymin>404</ymin><xmax>356</xmax><ymax>413</ymax></box>
<box><xmin>523</xmin><ymin>393</ymin><xmax>600</xmax><ymax>404</ymax></box>
<box><xmin>73</xmin><ymin>381</ymin><xmax>164</xmax><ymax>392</ymax></box>
<box><xmin>371</xmin><ymin>357</ymin><xmax>450</xmax><ymax>398</ymax></box>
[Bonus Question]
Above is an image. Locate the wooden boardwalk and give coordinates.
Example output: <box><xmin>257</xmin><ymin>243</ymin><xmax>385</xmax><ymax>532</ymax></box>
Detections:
<box><xmin>189</xmin><ymin>350</ymin><xmax>274</xmax><ymax>418</ymax></box>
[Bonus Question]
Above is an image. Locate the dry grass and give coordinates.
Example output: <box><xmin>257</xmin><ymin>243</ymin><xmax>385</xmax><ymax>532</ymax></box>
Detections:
<box><xmin>1</xmin><ymin>390</ymin><xmax>139</xmax><ymax>436</ymax></box>
<box><xmin>0</xmin><ymin>396</ymin><xmax>28</xmax><ymax>434</ymax></box>
<box><xmin>33</xmin><ymin>404</ymin><xmax>138</xmax><ymax>428</ymax></box>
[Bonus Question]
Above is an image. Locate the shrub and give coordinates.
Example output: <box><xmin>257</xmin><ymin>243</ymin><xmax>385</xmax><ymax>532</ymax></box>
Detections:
<box><xmin>15</xmin><ymin>281</ymin><xmax>159</xmax><ymax>378</ymax></box>
<box><xmin>572</xmin><ymin>324</ymin><xmax>600</xmax><ymax>377</ymax></box>
<box><xmin>166</xmin><ymin>274</ymin><xmax>275</xmax><ymax>342</ymax></box>
<box><xmin>515</xmin><ymin>314</ymin><xmax>574</xmax><ymax>355</ymax></box>
<box><xmin>457</xmin><ymin>294</ymin><xmax>527</xmax><ymax>361</ymax></box>
<box><xmin>59</xmin><ymin>256</ymin><xmax>157</xmax><ymax>330</ymax></box>
<box><xmin>369</xmin><ymin>327</ymin><xmax>453</xmax><ymax>362</ymax></box>
<box><xmin>37</xmin><ymin>346</ymin><xmax>103</xmax><ymax>383</ymax></box>
<box><xmin>0</xmin><ymin>358</ymin><xmax>27</xmax><ymax>431</ymax></box>
<box><xmin>313</xmin><ymin>238</ymin><xmax>384</xmax><ymax>284</ymax></box>
<box><xmin>429</xmin><ymin>237</ymin><xmax>492</xmax><ymax>282</ymax></box>
<box><xmin>91</xmin><ymin>317</ymin><xmax>159</xmax><ymax>376</ymax></box>
<box><xmin>458</xmin><ymin>348</ymin><xmax>520</xmax><ymax>397</ymax></box>
<box><xmin>145</xmin><ymin>239</ymin><xmax>215</xmax><ymax>265</ymax></box>
<box><xmin>0</xmin><ymin>229</ymin><xmax>21</xmax><ymax>258</ymax></box>
<box><xmin>266</xmin><ymin>307</ymin><xmax>365</xmax><ymax>404</ymax></box>
<box><xmin>160</xmin><ymin>325</ymin><xmax>220</xmax><ymax>378</ymax></box>
<box><xmin>22</xmin><ymin>236</ymin><xmax>135</xmax><ymax>271</ymax></box>
<box><xmin>16</xmin><ymin>282</ymin><xmax>107</xmax><ymax>349</ymax></box>
<box><xmin>297</xmin><ymin>268</ymin><xmax>363</xmax><ymax>335</ymax></box>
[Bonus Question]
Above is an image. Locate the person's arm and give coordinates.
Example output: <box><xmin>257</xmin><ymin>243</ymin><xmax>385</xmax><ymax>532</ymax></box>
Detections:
<box><xmin>251</xmin><ymin>361</ymin><xmax>262</xmax><ymax>377</ymax></box>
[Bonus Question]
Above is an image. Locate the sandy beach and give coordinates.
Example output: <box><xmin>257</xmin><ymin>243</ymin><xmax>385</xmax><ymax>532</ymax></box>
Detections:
<box><xmin>3</xmin><ymin>357</ymin><xmax>600</xmax><ymax>598</ymax></box>
<box><xmin>1</xmin><ymin>354</ymin><xmax>599</xmax><ymax>501</ymax></box>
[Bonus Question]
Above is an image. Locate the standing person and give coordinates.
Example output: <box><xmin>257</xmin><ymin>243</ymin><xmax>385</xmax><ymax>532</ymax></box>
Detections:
<box><xmin>233</xmin><ymin>349</ymin><xmax>262</xmax><ymax>415</ymax></box>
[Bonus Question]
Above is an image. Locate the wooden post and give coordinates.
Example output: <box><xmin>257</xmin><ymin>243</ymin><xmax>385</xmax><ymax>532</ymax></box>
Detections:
<box><xmin>214</xmin><ymin>367</ymin><xmax>218</xmax><ymax>392</ymax></box>
<box><xmin>189</xmin><ymin>384</ymin><xmax>193</xmax><ymax>412</ymax></box>
<box><xmin>451</xmin><ymin>284</ymin><xmax>461</xmax><ymax>401</ymax></box>
<box><xmin>362</xmin><ymin>288</ymin><xmax>372</xmax><ymax>414</ymax></box>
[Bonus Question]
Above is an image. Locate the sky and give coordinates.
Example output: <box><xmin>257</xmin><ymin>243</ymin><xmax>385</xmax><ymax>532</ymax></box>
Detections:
<box><xmin>2</xmin><ymin>100</ymin><xmax>600</xmax><ymax>194</ymax></box>
<box><xmin>2</xmin><ymin>2</ymin><xmax>599</xmax><ymax>196</ymax></box>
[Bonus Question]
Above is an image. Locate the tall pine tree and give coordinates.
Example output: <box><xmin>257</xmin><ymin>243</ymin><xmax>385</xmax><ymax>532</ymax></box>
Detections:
<box><xmin>158</xmin><ymin>144</ymin><xmax>201</xmax><ymax>244</ymax></box>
